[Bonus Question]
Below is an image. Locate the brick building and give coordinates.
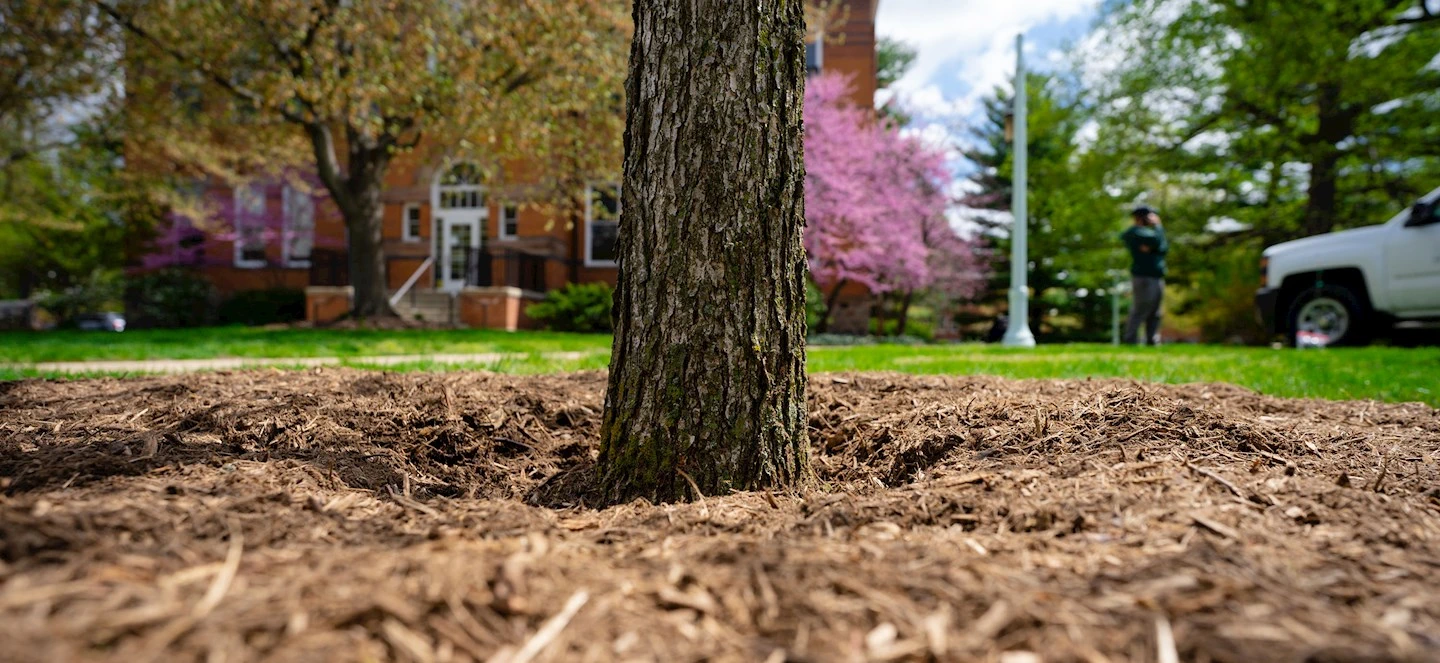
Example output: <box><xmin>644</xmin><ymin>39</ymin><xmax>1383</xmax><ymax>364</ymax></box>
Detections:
<box><xmin>145</xmin><ymin>1</ymin><xmax>881</xmax><ymax>329</ymax></box>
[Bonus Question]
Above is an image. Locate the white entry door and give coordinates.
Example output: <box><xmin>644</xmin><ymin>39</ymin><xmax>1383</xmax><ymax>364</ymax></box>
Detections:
<box><xmin>439</xmin><ymin>216</ymin><xmax>482</xmax><ymax>293</ymax></box>
<box><xmin>433</xmin><ymin>163</ymin><xmax>487</xmax><ymax>293</ymax></box>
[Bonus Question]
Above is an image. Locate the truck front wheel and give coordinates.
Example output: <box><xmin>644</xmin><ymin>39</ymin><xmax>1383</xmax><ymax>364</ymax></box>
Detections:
<box><xmin>1286</xmin><ymin>284</ymin><xmax>1370</xmax><ymax>347</ymax></box>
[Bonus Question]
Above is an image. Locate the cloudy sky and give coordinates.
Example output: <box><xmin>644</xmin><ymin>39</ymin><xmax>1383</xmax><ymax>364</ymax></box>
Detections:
<box><xmin>876</xmin><ymin>0</ymin><xmax>1102</xmax><ymax>132</ymax></box>
<box><xmin>872</xmin><ymin>0</ymin><xmax>1106</xmax><ymax>230</ymax></box>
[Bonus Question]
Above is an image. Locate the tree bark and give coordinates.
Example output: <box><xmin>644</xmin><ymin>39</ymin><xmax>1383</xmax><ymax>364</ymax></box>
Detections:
<box><xmin>598</xmin><ymin>0</ymin><xmax>811</xmax><ymax>504</ymax></box>
<box><xmin>1302</xmin><ymin>149</ymin><xmax>1339</xmax><ymax>237</ymax></box>
<box><xmin>1301</xmin><ymin>83</ymin><xmax>1355</xmax><ymax>238</ymax></box>
<box><xmin>815</xmin><ymin>279</ymin><xmax>846</xmax><ymax>334</ymax></box>
<box><xmin>309</xmin><ymin>124</ymin><xmax>397</xmax><ymax>318</ymax></box>
<box><xmin>896</xmin><ymin>291</ymin><xmax>914</xmax><ymax>336</ymax></box>
<box><xmin>346</xmin><ymin>186</ymin><xmax>391</xmax><ymax>318</ymax></box>
<box><xmin>872</xmin><ymin>295</ymin><xmax>888</xmax><ymax>336</ymax></box>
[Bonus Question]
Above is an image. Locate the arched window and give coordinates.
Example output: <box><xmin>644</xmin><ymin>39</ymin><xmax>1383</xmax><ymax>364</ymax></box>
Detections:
<box><xmin>436</xmin><ymin>163</ymin><xmax>485</xmax><ymax>209</ymax></box>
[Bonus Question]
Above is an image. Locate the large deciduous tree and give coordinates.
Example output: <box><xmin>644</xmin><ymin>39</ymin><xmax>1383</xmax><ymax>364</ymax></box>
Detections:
<box><xmin>805</xmin><ymin>73</ymin><xmax>984</xmax><ymax>333</ymax></box>
<box><xmin>598</xmin><ymin>0</ymin><xmax>811</xmax><ymax>503</ymax></box>
<box><xmin>1099</xmin><ymin>0</ymin><xmax>1440</xmax><ymax>240</ymax></box>
<box><xmin>1084</xmin><ymin>0</ymin><xmax>1440</xmax><ymax>340</ymax></box>
<box><xmin>97</xmin><ymin>0</ymin><xmax>627</xmax><ymax>317</ymax></box>
<box><xmin>0</xmin><ymin>0</ymin><xmax>112</xmax><ymax>172</ymax></box>
<box><xmin>0</xmin><ymin>1</ymin><xmax>161</xmax><ymax>300</ymax></box>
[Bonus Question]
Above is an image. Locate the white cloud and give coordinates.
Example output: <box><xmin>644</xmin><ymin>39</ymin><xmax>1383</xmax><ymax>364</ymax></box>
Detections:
<box><xmin>877</xmin><ymin>0</ymin><xmax>1101</xmax><ymax>117</ymax></box>
<box><xmin>895</xmin><ymin>83</ymin><xmax>968</xmax><ymax>119</ymax></box>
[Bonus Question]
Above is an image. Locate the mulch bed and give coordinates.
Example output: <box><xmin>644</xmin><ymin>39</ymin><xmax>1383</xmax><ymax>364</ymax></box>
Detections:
<box><xmin>1</xmin><ymin>369</ymin><xmax>1437</xmax><ymax>662</ymax></box>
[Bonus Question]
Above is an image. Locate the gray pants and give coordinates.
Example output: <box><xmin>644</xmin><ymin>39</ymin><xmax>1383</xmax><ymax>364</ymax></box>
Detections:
<box><xmin>1123</xmin><ymin>276</ymin><xmax>1164</xmax><ymax>345</ymax></box>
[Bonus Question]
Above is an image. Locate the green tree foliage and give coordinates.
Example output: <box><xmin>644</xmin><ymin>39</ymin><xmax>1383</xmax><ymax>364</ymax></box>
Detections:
<box><xmin>962</xmin><ymin>73</ymin><xmax>1131</xmax><ymax>340</ymax></box>
<box><xmin>1</xmin><ymin>0</ymin><xmax>120</xmax><ymax>299</ymax></box>
<box><xmin>877</xmin><ymin>37</ymin><xmax>918</xmax><ymax>89</ymax></box>
<box><xmin>1102</xmin><ymin>0</ymin><xmax>1440</xmax><ymax>238</ymax></box>
<box><xmin>0</xmin><ymin>121</ymin><xmax>149</xmax><ymax>302</ymax></box>
<box><xmin>1</xmin><ymin>1</ymin><xmax>215</xmax><ymax>304</ymax></box>
<box><xmin>0</xmin><ymin>0</ymin><xmax>114</xmax><ymax>171</ymax></box>
<box><xmin>1090</xmin><ymin>0</ymin><xmax>1440</xmax><ymax>340</ymax></box>
<box><xmin>97</xmin><ymin>0</ymin><xmax>629</xmax><ymax>317</ymax></box>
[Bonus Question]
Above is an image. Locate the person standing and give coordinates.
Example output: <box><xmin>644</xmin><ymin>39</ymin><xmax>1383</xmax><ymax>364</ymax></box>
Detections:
<box><xmin>1121</xmin><ymin>206</ymin><xmax>1168</xmax><ymax>345</ymax></box>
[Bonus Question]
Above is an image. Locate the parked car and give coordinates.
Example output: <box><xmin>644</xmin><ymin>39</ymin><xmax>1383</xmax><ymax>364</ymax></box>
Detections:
<box><xmin>72</xmin><ymin>312</ymin><xmax>127</xmax><ymax>332</ymax></box>
<box><xmin>1256</xmin><ymin>186</ymin><xmax>1440</xmax><ymax>346</ymax></box>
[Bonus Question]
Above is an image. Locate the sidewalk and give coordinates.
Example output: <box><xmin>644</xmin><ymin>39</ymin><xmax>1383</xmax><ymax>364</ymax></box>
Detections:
<box><xmin>15</xmin><ymin>351</ymin><xmax>597</xmax><ymax>375</ymax></box>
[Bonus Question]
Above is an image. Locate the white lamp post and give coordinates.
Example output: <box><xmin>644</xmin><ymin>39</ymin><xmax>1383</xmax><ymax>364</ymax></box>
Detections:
<box><xmin>1003</xmin><ymin>33</ymin><xmax>1036</xmax><ymax>347</ymax></box>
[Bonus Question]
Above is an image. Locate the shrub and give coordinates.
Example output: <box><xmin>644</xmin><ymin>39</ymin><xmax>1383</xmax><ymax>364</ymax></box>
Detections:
<box><xmin>124</xmin><ymin>269</ymin><xmax>218</xmax><ymax>329</ymax></box>
<box><xmin>218</xmin><ymin>288</ymin><xmax>306</xmax><ymax>326</ymax></box>
<box><xmin>526</xmin><ymin>282</ymin><xmax>613</xmax><ymax>333</ymax></box>
<box><xmin>870</xmin><ymin>316</ymin><xmax>935</xmax><ymax>341</ymax></box>
<box><xmin>37</xmin><ymin>270</ymin><xmax>124</xmax><ymax>323</ymax></box>
<box><xmin>805</xmin><ymin>279</ymin><xmax>826</xmax><ymax>331</ymax></box>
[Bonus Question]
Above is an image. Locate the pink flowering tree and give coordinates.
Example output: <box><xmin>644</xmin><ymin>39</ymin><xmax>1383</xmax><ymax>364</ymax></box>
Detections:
<box><xmin>804</xmin><ymin>73</ymin><xmax>985</xmax><ymax>334</ymax></box>
<box><xmin>141</xmin><ymin>173</ymin><xmax>341</xmax><ymax>275</ymax></box>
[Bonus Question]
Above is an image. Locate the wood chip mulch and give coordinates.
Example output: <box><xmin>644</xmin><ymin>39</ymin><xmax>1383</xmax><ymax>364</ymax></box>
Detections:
<box><xmin>1</xmin><ymin>369</ymin><xmax>1438</xmax><ymax>662</ymax></box>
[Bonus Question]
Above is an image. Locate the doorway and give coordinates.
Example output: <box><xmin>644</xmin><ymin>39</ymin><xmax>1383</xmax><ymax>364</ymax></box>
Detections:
<box><xmin>433</xmin><ymin>163</ymin><xmax>486</xmax><ymax>292</ymax></box>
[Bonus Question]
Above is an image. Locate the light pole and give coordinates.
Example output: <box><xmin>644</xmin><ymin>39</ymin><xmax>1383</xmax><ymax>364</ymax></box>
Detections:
<box><xmin>1003</xmin><ymin>33</ymin><xmax>1036</xmax><ymax>347</ymax></box>
<box><xmin>1112</xmin><ymin>286</ymin><xmax>1121</xmax><ymax>346</ymax></box>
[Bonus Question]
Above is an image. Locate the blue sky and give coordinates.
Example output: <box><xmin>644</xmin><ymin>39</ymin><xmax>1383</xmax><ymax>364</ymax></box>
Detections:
<box><xmin>875</xmin><ymin>0</ymin><xmax>1103</xmax><ymax>143</ymax></box>
<box><xmin>872</xmin><ymin>0</ymin><xmax>1106</xmax><ymax>228</ymax></box>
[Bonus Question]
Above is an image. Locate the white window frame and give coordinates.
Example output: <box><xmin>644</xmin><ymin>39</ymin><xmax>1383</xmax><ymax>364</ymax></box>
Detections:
<box><xmin>233</xmin><ymin>183</ymin><xmax>267</xmax><ymax>269</ymax></box>
<box><xmin>402</xmin><ymin>202</ymin><xmax>423</xmax><ymax>242</ymax></box>
<box><xmin>498</xmin><ymin>202</ymin><xmax>519</xmax><ymax>240</ymax></box>
<box><xmin>435</xmin><ymin>163</ymin><xmax>485</xmax><ymax>210</ymax></box>
<box><xmin>282</xmin><ymin>184</ymin><xmax>315</xmax><ymax>268</ymax></box>
<box><xmin>584</xmin><ymin>183</ymin><xmax>620</xmax><ymax>267</ymax></box>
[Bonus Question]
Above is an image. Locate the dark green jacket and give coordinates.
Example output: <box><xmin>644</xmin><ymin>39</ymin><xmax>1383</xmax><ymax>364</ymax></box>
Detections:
<box><xmin>1121</xmin><ymin>225</ymin><xmax>1168</xmax><ymax>278</ymax></box>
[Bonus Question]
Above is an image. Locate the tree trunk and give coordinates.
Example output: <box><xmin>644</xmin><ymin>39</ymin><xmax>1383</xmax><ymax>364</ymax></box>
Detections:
<box><xmin>308</xmin><ymin>124</ymin><xmax>398</xmax><ymax>318</ymax></box>
<box><xmin>1302</xmin><ymin>83</ymin><xmax>1352</xmax><ymax>238</ymax></box>
<box><xmin>872</xmin><ymin>295</ymin><xmax>888</xmax><ymax>336</ymax></box>
<box><xmin>598</xmin><ymin>0</ymin><xmax>810</xmax><ymax>504</ymax></box>
<box><xmin>347</xmin><ymin>198</ymin><xmax>391</xmax><ymax>318</ymax></box>
<box><xmin>815</xmin><ymin>279</ymin><xmax>846</xmax><ymax>334</ymax></box>
<box><xmin>896</xmin><ymin>291</ymin><xmax>914</xmax><ymax>336</ymax></box>
<box><xmin>1303</xmin><ymin>150</ymin><xmax>1340</xmax><ymax>237</ymax></box>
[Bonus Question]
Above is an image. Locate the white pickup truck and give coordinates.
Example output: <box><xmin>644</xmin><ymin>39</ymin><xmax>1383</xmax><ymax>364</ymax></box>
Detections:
<box><xmin>1255</xmin><ymin>186</ymin><xmax>1440</xmax><ymax>346</ymax></box>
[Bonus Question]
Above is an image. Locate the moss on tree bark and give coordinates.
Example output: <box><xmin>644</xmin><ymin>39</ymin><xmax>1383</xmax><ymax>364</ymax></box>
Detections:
<box><xmin>597</xmin><ymin>0</ymin><xmax>812</xmax><ymax>504</ymax></box>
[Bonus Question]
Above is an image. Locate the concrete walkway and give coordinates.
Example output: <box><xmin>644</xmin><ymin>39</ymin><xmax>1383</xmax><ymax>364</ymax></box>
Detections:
<box><xmin>14</xmin><ymin>351</ymin><xmax>598</xmax><ymax>375</ymax></box>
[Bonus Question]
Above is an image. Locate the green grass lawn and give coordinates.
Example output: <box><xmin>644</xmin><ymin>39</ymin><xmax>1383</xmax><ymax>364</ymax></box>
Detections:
<box><xmin>1</xmin><ymin>328</ymin><xmax>1436</xmax><ymax>406</ymax></box>
<box><xmin>808</xmin><ymin>344</ymin><xmax>1439</xmax><ymax>406</ymax></box>
<box><xmin>0</xmin><ymin>327</ymin><xmax>610</xmax><ymax>362</ymax></box>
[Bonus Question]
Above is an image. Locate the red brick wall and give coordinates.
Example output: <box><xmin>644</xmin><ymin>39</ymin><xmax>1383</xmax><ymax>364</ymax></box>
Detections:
<box><xmin>155</xmin><ymin>4</ymin><xmax>876</xmax><ymax>300</ymax></box>
<box><xmin>827</xmin><ymin>0</ymin><xmax>879</xmax><ymax>109</ymax></box>
<box><xmin>305</xmin><ymin>287</ymin><xmax>352</xmax><ymax>324</ymax></box>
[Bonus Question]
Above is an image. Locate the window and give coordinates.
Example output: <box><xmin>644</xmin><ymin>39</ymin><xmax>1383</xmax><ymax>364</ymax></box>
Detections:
<box><xmin>499</xmin><ymin>203</ymin><xmax>519</xmax><ymax>239</ymax></box>
<box><xmin>586</xmin><ymin>184</ymin><xmax>620</xmax><ymax>266</ymax></box>
<box><xmin>403</xmin><ymin>203</ymin><xmax>423</xmax><ymax>242</ymax></box>
<box><xmin>806</xmin><ymin>39</ymin><xmax>823</xmax><ymax>75</ymax></box>
<box><xmin>282</xmin><ymin>184</ymin><xmax>315</xmax><ymax>268</ymax></box>
<box><xmin>437</xmin><ymin>163</ymin><xmax>484</xmax><ymax>209</ymax></box>
<box><xmin>233</xmin><ymin>183</ymin><xmax>267</xmax><ymax>268</ymax></box>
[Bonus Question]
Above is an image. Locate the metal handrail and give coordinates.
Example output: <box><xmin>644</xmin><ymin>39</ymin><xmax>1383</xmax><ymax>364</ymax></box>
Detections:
<box><xmin>389</xmin><ymin>255</ymin><xmax>435</xmax><ymax>308</ymax></box>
